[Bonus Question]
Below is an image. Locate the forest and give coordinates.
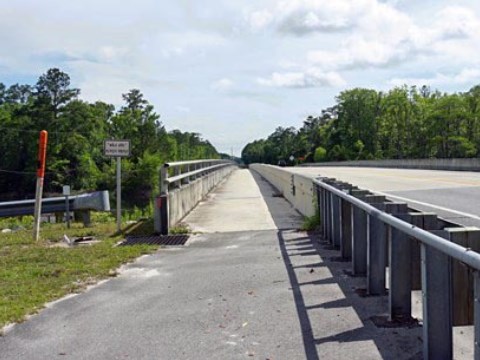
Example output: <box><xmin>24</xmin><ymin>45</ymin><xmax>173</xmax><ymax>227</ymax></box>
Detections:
<box><xmin>242</xmin><ymin>85</ymin><xmax>480</xmax><ymax>165</ymax></box>
<box><xmin>0</xmin><ymin>68</ymin><xmax>220</xmax><ymax>208</ymax></box>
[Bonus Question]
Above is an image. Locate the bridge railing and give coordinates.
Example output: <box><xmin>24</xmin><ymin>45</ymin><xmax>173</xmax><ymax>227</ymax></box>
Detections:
<box><xmin>0</xmin><ymin>191</ymin><xmax>110</xmax><ymax>226</ymax></box>
<box><xmin>154</xmin><ymin>159</ymin><xmax>236</xmax><ymax>234</ymax></box>
<box><xmin>315</xmin><ymin>177</ymin><xmax>480</xmax><ymax>360</ymax></box>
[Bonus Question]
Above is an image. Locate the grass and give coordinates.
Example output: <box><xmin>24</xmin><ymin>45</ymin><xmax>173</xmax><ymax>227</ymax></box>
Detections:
<box><xmin>0</xmin><ymin>218</ymin><xmax>159</xmax><ymax>331</ymax></box>
<box><xmin>301</xmin><ymin>212</ymin><xmax>321</xmax><ymax>231</ymax></box>
<box><xmin>169</xmin><ymin>222</ymin><xmax>190</xmax><ymax>235</ymax></box>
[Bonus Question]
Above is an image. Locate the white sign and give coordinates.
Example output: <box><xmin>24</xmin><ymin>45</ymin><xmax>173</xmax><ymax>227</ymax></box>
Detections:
<box><xmin>104</xmin><ymin>140</ymin><xmax>130</xmax><ymax>157</ymax></box>
<box><xmin>62</xmin><ymin>185</ymin><xmax>70</xmax><ymax>196</ymax></box>
<box><xmin>289</xmin><ymin>155</ymin><xmax>294</xmax><ymax>161</ymax></box>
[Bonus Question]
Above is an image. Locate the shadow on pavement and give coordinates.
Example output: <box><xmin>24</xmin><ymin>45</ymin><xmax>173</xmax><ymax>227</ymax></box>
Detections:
<box><xmin>250</xmin><ymin>170</ymin><xmax>304</xmax><ymax>230</ymax></box>
<box><xmin>250</xmin><ymin>169</ymin><xmax>423</xmax><ymax>360</ymax></box>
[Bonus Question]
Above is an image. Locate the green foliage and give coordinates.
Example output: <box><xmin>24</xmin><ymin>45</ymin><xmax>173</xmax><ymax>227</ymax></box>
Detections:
<box><xmin>301</xmin><ymin>212</ymin><xmax>320</xmax><ymax>231</ymax></box>
<box><xmin>0</xmin><ymin>69</ymin><xmax>220</xmax><ymax>209</ymax></box>
<box><xmin>0</xmin><ymin>216</ymin><xmax>35</xmax><ymax>230</ymax></box>
<box><xmin>313</xmin><ymin>146</ymin><xmax>327</xmax><ymax>162</ymax></box>
<box><xmin>447</xmin><ymin>136</ymin><xmax>477</xmax><ymax>158</ymax></box>
<box><xmin>90</xmin><ymin>211</ymin><xmax>116</xmax><ymax>224</ymax></box>
<box><xmin>242</xmin><ymin>84</ymin><xmax>480</xmax><ymax>164</ymax></box>
<box><xmin>169</xmin><ymin>223</ymin><xmax>190</xmax><ymax>234</ymax></box>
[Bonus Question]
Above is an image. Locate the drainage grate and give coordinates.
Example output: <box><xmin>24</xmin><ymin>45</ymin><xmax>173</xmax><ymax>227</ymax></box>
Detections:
<box><xmin>120</xmin><ymin>235</ymin><xmax>190</xmax><ymax>246</ymax></box>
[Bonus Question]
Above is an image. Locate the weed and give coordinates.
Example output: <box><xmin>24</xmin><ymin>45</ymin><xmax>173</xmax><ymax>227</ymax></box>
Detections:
<box><xmin>169</xmin><ymin>223</ymin><xmax>190</xmax><ymax>234</ymax></box>
<box><xmin>301</xmin><ymin>212</ymin><xmax>321</xmax><ymax>231</ymax></box>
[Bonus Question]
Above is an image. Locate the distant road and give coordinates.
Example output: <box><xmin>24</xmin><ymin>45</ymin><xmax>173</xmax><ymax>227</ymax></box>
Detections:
<box><xmin>288</xmin><ymin>166</ymin><xmax>480</xmax><ymax>228</ymax></box>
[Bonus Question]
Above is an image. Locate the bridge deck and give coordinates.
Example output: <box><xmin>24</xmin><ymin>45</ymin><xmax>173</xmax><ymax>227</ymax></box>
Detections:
<box><xmin>0</xmin><ymin>169</ymin><xmax>423</xmax><ymax>359</ymax></box>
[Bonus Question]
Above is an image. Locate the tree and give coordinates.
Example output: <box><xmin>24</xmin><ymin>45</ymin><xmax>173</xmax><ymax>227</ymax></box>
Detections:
<box><xmin>0</xmin><ymin>69</ymin><xmax>220</xmax><ymax>208</ymax></box>
<box><xmin>35</xmin><ymin>68</ymin><xmax>80</xmax><ymax>119</ymax></box>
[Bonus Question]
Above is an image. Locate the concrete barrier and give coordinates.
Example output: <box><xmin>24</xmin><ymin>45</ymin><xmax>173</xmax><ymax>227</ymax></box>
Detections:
<box><xmin>168</xmin><ymin>166</ymin><xmax>235</xmax><ymax>227</ymax></box>
<box><xmin>301</xmin><ymin>158</ymin><xmax>480</xmax><ymax>171</ymax></box>
<box><xmin>249</xmin><ymin>164</ymin><xmax>316</xmax><ymax>217</ymax></box>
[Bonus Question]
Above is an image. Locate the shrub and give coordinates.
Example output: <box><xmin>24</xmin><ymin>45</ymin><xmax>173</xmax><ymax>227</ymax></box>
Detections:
<box><xmin>313</xmin><ymin>146</ymin><xmax>327</xmax><ymax>162</ymax></box>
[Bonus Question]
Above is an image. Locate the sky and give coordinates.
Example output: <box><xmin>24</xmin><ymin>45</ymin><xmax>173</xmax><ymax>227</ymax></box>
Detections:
<box><xmin>2</xmin><ymin>0</ymin><xmax>480</xmax><ymax>156</ymax></box>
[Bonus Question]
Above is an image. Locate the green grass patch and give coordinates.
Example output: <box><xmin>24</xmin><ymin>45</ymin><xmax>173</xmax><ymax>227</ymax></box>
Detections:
<box><xmin>169</xmin><ymin>222</ymin><xmax>190</xmax><ymax>235</ymax></box>
<box><xmin>301</xmin><ymin>212</ymin><xmax>321</xmax><ymax>231</ymax></box>
<box><xmin>0</xmin><ymin>220</ymin><xmax>159</xmax><ymax>330</ymax></box>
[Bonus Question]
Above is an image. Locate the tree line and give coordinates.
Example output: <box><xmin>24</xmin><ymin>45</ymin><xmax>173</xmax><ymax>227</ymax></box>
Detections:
<box><xmin>0</xmin><ymin>68</ymin><xmax>220</xmax><ymax>208</ymax></box>
<box><xmin>242</xmin><ymin>85</ymin><xmax>480</xmax><ymax>165</ymax></box>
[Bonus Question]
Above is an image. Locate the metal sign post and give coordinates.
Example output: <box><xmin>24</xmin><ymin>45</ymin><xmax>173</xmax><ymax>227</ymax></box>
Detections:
<box><xmin>116</xmin><ymin>157</ymin><xmax>121</xmax><ymax>232</ymax></box>
<box><xmin>104</xmin><ymin>140</ymin><xmax>130</xmax><ymax>233</ymax></box>
<box><xmin>33</xmin><ymin>130</ymin><xmax>48</xmax><ymax>241</ymax></box>
<box><xmin>63</xmin><ymin>185</ymin><xmax>71</xmax><ymax>228</ymax></box>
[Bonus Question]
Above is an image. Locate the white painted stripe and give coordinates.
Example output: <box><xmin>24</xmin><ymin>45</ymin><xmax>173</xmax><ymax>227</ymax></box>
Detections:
<box><xmin>375</xmin><ymin>191</ymin><xmax>480</xmax><ymax>221</ymax></box>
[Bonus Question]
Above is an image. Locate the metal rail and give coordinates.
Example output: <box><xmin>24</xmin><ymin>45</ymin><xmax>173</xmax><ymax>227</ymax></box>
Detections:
<box><xmin>315</xmin><ymin>179</ymin><xmax>480</xmax><ymax>270</ymax></box>
<box><xmin>314</xmin><ymin>177</ymin><xmax>480</xmax><ymax>359</ymax></box>
<box><xmin>166</xmin><ymin>163</ymin><xmax>230</xmax><ymax>185</ymax></box>
<box><xmin>154</xmin><ymin>159</ymin><xmax>236</xmax><ymax>234</ymax></box>
<box><xmin>161</xmin><ymin>159</ymin><xmax>234</xmax><ymax>193</ymax></box>
<box><xmin>0</xmin><ymin>191</ymin><xmax>110</xmax><ymax>218</ymax></box>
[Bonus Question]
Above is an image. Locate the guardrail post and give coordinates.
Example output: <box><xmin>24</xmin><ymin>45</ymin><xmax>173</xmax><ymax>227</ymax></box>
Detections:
<box><xmin>410</xmin><ymin>213</ymin><xmax>439</xmax><ymax>291</ymax></box>
<box><xmin>350</xmin><ymin>190</ymin><xmax>372</xmax><ymax>276</ymax></box>
<box><xmin>80</xmin><ymin>211</ymin><xmax>91</xmax><ymax>227</ymax></box>
<box><xmin>351</xmin><ymin>193</ymin><xmax>384</xmax><ymax>278</ymax></box>
<box><xmin>332</xmin><ymin>192</ymin><xmax>341</xmax><ymax>248</ymax></box>
<box><xmin>322</xmin><ymin>186</ymin><xmax>330</xmax><ymax>241</ymax></box>
<box><xmin>474</xmin><ymin>270</ymin><xmax>480</xmax><ymax>360</ymax></box>
<box><xmin>331</xmin><ymin>183</ymin><xmax>354</xmax><ymax>257</ymax></box>
<box><xmin>316</xmin><ymin>186</ymin><xmax>325</xmax><ymax>236</ymax></box>
<box><xmin>421</xmin><ymin>234</ymin><xmax>453</xmax><ymax>359</ymax></box>
<box><xmin>340</xmin><ymin>193</ymin><xmax>352</xmax><ymax>259</ymax></box>
<box><xmin>385</xmin><ymin>203</ymin><xmax>410</xmax><ymax>321</ymax></box>
<box><xmin>154</xmin><ymin>165</ymin><xmax>169</xmax><ymax>234</ymax></box>
<box><xmin>367</xmin><ymin>202</ymin><xmax>387</xmax><ymax>295</ymax></box>
<box><xmin>322</xmin><ymin>178</ymin><xmax>338</xmax><ymax>244</ymax></box>
<box><xmin>442</xmin><ymin>227</ymin><xmax>480</xmax><ymax>326</ymax></box>
<box><xmin>326</xmin><ymin>190</ymin><xmax>333</xmax><ymax>243</ymax></box>
<box><xmin>352</xmin><ymin>206</ymin><xmax>367</xmax><ymax>275</ymax></box>
<box><xmin>385</xmin><ymin>203</ymin><xmax>408</xmax><ymax>265</ymax></box>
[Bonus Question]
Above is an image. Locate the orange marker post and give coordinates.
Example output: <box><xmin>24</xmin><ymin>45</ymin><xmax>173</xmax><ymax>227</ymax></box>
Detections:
<box><xmin>33</xmin><ymin>130</ymin><xmax>48</xmax><ymax>241</ymax></box>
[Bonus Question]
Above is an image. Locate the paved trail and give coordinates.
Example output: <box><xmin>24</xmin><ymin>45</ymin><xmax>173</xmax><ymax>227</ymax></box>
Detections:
<box><xmin>0</xmin><ymin>169</ymin><xmax>422</xmax><ymax>359</ymax></box>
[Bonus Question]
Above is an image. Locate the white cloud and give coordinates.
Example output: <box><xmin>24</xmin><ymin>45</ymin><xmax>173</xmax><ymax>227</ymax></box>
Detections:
<box><xmin>249</xmin><ymin>9</ymin><xmax>274</xmax><ymax>30</ymax></box>
<box><xmin>433</xmin><ymin>6</ymin><xmax>480</xmax><ymax>40</ymax></box>
<box><xmin>247</xmin><ymin>0</ymin><xmax>405</xmax><ymax>35</ymax></box>
<box><xmin>257</xmin><ymin>69</ymin><xmax>345</xmax><ymax>88</ymax></box>
<box><xmin>251</xmin><ymin>1</ymin><xmax>480</xmax><ymax>73</ymax></box>
<box><xmin>389</xmin><ymin>68</ymin><xmax>480</xmax><ymax>87</ymax></box>
<box><xmin>211</xmin><ymin>78</ymin><xmax>234</xmax><ymax>91</ymax></box>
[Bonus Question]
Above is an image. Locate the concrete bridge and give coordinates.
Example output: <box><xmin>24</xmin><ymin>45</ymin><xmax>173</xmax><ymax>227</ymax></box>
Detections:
<box><xmin>2</xmin><ymin>163</ymin><xmax>480</xmax><ymax>359</ymax></box>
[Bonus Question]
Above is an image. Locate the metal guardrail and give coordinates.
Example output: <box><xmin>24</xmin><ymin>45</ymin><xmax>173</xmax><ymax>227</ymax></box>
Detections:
<box><xmin>314</xmin><ymin>177</ymin><xmax>480</xmax><ymax>359</ymax></box>
<box><xmin>160</xmin><ymin>159</ymin><xmax>234</xmax><ymax>193</ymax></box>
<box><xmin>155</xmin><ymin>159</ymin><xmax>236</xmax><ymax>234</ymax></box>
<box><xmin>0</xmin><ymin>191</ymin><xmax>110</xmax><ymax>220</ymax></box>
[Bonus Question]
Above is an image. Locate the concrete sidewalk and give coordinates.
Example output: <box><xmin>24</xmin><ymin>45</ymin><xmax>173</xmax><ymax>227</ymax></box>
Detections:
<box><xmin>0</xmin><ymin>169</ymin><xmax>422</xmax><ymax>359</ymax></box>
<box><xmin>184</xmin><ymin>168</ymin><xmax>303</xmax><ymax>232</ymax></box>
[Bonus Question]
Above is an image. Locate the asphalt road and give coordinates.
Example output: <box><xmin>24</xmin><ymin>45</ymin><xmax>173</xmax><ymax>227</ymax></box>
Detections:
<box><xmin>0</xmin><ymin>170</ymin><xmax>424</xmax><ymax>360</ymax></box>
<box><xmin>288</xmin><ymin>167</ymin><xmax>480</xmax><ymax>228</ymax></box>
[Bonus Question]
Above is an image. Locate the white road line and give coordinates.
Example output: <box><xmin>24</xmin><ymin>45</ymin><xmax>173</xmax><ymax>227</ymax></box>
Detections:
<box><xmin>375</xmin><ymin>191</ymin><xmax>480</xmax><ymax>221</ymax></box>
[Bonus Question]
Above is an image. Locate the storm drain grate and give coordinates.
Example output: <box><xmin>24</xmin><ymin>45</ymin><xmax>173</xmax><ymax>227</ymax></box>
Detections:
<box><xmin>120</xmin><ymin>235</ymin><xmax>190</xmax><ymax>246</ymax></box>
